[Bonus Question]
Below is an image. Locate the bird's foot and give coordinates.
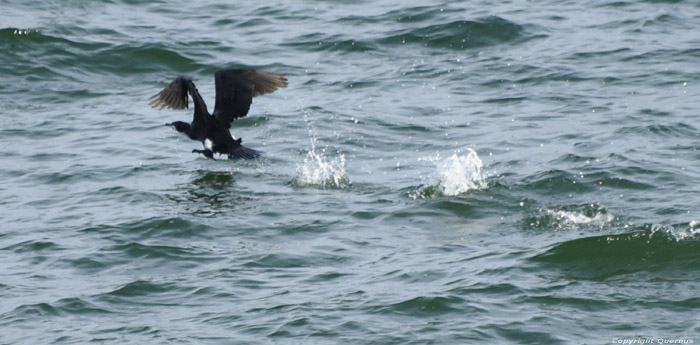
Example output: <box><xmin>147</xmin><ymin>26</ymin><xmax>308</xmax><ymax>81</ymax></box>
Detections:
<box><xmin>192</xmin><ymin>149</ymin><xmax>215</xmax><ymax>160</ymax></box>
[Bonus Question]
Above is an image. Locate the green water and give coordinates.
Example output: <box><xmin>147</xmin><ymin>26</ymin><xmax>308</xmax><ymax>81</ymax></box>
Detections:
<box><xmin>1</xmin><ymin>0</ymin><xmax>699</xmax><ymax>344</ymax></box>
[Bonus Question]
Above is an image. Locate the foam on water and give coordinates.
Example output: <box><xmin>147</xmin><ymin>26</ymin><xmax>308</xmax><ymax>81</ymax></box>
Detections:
<box><xmin>292</xmin><ymin>137</ymin><xmax>350</xmax><ymax>189</ymax></box>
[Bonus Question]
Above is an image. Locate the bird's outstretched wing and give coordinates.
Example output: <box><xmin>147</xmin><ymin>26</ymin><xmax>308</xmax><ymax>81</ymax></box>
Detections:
<box><xmin>149</xmin><ymin>77</ymin><xmax>210</xmax><ymax>121</ymax></box>
<box><xmin>212</xmin><ymin>69</ymin><xmax>287</xmax><ymax>127</ymax></box>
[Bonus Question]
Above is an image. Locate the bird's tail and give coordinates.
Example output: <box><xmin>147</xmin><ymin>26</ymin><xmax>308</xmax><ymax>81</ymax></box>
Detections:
<box><xmin>229</xmin><ymin>144</ymin><xmax>262</xmax><ymax>160</ymax></box>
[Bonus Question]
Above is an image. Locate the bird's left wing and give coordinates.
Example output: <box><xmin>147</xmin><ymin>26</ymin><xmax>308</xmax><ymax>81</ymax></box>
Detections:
<box><xmin>149</xmin><ymin>76</ymin><xmax>211</xmax><ymax>126</ymax></box>
<box><xmin>149</xmin><ymin>77</ymin><xmax>189</xmax><ymax>110</ymax></box>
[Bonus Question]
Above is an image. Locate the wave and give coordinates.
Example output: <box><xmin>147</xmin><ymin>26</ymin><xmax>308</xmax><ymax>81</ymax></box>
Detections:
<box><xmin>107</xmin><ymin>242</ymin><xmax>212</xmax><ymax>261</ymax></box>
<box><xmin>614</xmin><ymin>122</ymin><xmax>698</xmax><ymax>139</ymax></box>
<box><xmin>369</xmin><ymin>296</ymin><xmax>475</xmax><ymax>316</ymax></box>
<box><xmin>5</xmin><ymin>297</ymin><xmax>112</xmax><ymax>320</ymax></box>
<box><xmin>2</xmin><ymin>239</ymin><xmax>60</xmax><ymax>253</ymax></box>
<box><xmin>531</xmin><ymin>222</ymin><xmax>700</xmax><ymax>280</ymax></box>
<box><xmin>378</xmin><ymin>17</ymin><xmax>533</xmax><ymax>50</ymax></box>
<box><xmin>240</xmin><ymin>251</ymin><xmax>351</xmax><ymax>269</ymax></box>
<box><xmin>79</xmin><ymin>217</ymin><xmax>211</xmax><ymax>241</ymax></box>
<box><xmin>0</xmin><ymin>27</ymin><xmax>205</xmax><ymax>79</ymax></box>
<box><xmin>283</xmin><ymin>16</ymin><xmax>535</xmax><ymax>54</ymax></box>
<box><xmin>521</xmin><ymin>167</ymin><xmax>655</xmax><ymax>195</ymax></box>
<box><xmin>106</xmin><ymin>280</ymin><xmax>175</xmax><ymax>297</ymax></box>
<box><xmin>280</xmin><ymin>34</ymin><xmax>377</xmax><ymax>53</ymax></box>
<box><xmin>336</xmin><ymin>6</ymin><xmax>460</xmax><ymax>25</ymax></box>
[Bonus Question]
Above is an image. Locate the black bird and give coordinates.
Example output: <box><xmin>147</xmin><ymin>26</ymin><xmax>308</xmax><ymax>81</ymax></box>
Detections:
<box><xmin>150</xmin><ymin>69</ymin><xmax>287</xmax><ymax>160</ymax></box>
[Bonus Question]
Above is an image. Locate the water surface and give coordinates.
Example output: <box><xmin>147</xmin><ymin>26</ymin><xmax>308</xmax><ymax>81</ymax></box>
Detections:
<box><xmin>1</xmin><ymin>0</ymin><xmax>699</xmax><ymax>344</ymax></box>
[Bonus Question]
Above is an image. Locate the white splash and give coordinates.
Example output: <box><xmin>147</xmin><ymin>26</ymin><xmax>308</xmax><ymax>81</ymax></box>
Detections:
<box><xmin>546</xmin><ymin>209</ymin><xmax>613</xmax><ymax>229</ymax></box>
<box><xmin>293</xmin><ymin>138</ymin><xmax>349</xmax><ymax>189</ymax></box>
<box><xmin>13</xmin><ymin>29</ymin><xmax>38</xmax><ymax>35</ymax></box>
<box><xmin>661</xmin><ymin>220</ymin><xmax>700</xmax><ymax>241</ymax></box>
<box><xmin>432</xmin><ymin>148</ymin><xmax>487</xmax><ymax>196</ymax></box>
<box><xmin>414</xmin><ymin>148</ymin><xmax>487</xmax><ymax>198</ymax></box>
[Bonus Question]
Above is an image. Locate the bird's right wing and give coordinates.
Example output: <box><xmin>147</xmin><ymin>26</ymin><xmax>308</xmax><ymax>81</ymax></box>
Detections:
<box><xmin>212</xmin><ymin>69</ymin><xmax>287</xmax><ymax>127</ymax></box>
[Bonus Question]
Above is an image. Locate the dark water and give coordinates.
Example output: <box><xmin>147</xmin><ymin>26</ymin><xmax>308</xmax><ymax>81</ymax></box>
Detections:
<box><xmin>2</xmin><ymin>0</ymin><xmax>699</xmax><ymax>344</ymax></box>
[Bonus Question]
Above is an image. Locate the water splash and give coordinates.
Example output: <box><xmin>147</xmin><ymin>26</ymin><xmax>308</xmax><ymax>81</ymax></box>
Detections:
<box><xmin>545</xmin><ymin>209</ymin><xmax>613</xmax><ymax>228</ymax></box>
<box><xmin>13</xmin><ymin>28</ymin><xmax>39</xmax><ymax>36</ymax></box>
<box><xmin>292</xmin><ymin>137</ymin><xmax>350</xmax><ymax>189</ymax></box>
<box><xmin>525</xmin><ymin>204</ymin><xmax>614</xmax><ymax>230</ymax></box>
<box><xmin>412</xmin><ymin>148</ymin><xmax>487</xmax><ymax>198</ymax></box>
<box><xmin>650</xmin><ymin>220</ymin><xmax>700</xmax><ymax>241</ymax></box>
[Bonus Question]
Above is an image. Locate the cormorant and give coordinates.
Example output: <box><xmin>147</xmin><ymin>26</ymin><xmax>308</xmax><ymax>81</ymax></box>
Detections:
<box><xmin>150</xmin><ymin>69</ymin><xmax>287</xmax><ymax>160</ymax></box>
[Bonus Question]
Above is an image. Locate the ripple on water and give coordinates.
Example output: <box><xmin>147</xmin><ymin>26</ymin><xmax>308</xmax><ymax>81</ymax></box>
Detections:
<box><xmin>78</xmin><ymin>217</ymin><xmax>212</xmax><ymax>242</ymax></box>
<box><xmin>2</xmin><ymin>240</ymin><xmax>61</xmax><ymax>253</ymax></box>
<box><xmin>281</xmin><ymin>34</ymin><xmax>377</xmax><ymax>54</ymax></box>
<box><xmin>108</xmin><ymin>242</ymin><xmax>212</xmax><ymax>261</ymax></box>
<box><xmin>4</xmin><ymin>297</ymin><xmax>112</xmax><ymax>322</ymax></box>
<box><xmin>106</xmin><ymin>280</ymin><xmax>176</xmax><ymax>297</ymax></box>
<box><xmin>241</xmin><ymin>251</ymin><xmax>351</xmax><ymax>269</ymax></box>
<box><xmin>378</xmin><ymin>17</ymin><xmax>534</xmax><ymax>50</ymax></box>
<box><xmin>614</xmin><ymin>122</ymin><xmax>699</xmax><ymax>139</ymax></box>
<box><xmin>371</xmin><ymin>295</ymin><xmax>480</xmax><ymax>316</ymax></box>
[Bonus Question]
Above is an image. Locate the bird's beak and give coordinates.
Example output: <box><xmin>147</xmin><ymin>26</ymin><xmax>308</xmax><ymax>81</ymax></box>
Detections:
<box><xmin>165</xmin><ymin>123</ymin><xmax>173</xmax><ymax>127</ymax></box>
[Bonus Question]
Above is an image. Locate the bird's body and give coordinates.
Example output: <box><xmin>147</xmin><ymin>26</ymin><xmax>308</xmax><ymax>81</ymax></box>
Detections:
<box><xmin>150</xmin><ymin>69</ymin><xmax>287</xmax><ymax>160</ymax></box>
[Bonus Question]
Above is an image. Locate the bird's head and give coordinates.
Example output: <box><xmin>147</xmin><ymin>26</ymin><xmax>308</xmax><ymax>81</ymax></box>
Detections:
<box><xmin>166</xmin><ymin>121</ymin><xmax>190</xmax><ymax>134</ymax></box>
